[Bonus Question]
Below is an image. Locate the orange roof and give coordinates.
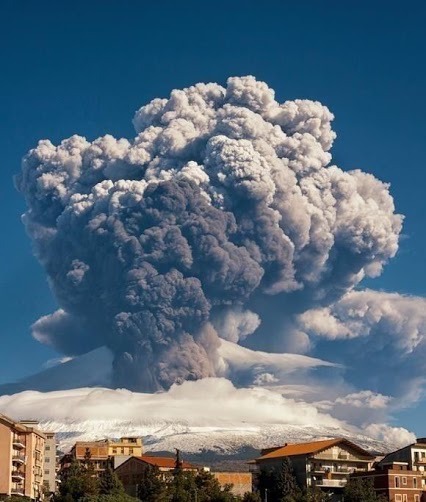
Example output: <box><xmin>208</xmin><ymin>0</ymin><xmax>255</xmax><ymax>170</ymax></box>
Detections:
<box><xmin>135</xmin><ymin>455</ymin><xmax>196</xmax><ymax>469</ymax></box>
<box><xmin>256</xmin><ymin>438</ymin><xmax>373</xmax><ymax>461</ymax></box>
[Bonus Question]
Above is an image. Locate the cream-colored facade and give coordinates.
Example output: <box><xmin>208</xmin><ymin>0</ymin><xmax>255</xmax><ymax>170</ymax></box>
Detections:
<box><xmin>253</xmin><ymin>438</ymin><xmax>374</xmax><ymax>499</ymax></box>
<box><xmin>0</xmin><ymin>414</ymin><xmax>46</xmax><ymax>500</ymax></box>
<box><xmin>63</xmin><ymin>437</ymin><xmax>143</xmax><ymax>475</ymax></box>
<box><xmin>108</xmin><ymin>437</ymin><xmax>143</xmax><ymax>457</ymax></box>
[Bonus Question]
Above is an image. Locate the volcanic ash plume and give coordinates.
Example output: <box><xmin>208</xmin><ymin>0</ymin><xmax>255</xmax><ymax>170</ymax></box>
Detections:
<box><xmin>16</xmin><ymin>76</ymin><xmax>402</xmax><ymax>391</ymax></box>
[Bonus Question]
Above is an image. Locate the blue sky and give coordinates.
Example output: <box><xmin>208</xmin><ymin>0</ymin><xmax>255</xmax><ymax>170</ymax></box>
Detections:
<box><xmin>1</xmin><ymin>1</ymin><xmax>425</xmax><ymax>433</ymax></box>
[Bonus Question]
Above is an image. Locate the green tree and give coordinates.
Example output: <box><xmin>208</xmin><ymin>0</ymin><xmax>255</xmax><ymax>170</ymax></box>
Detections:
<box><xmin>136</xmin><ymin>464</ymin><xmax>168</xmax><ymax>502</ymax></box>
<box><xmin>242</xmin><ymin>493</ymin><xmax>261</xmax><ymax>502</ymax></box>
<box><xmin>98</xmin><ymin>467</ymin><xmax>123</xmax><ymax>496</ymax></box>
<box><xmin>279</xmin><ymin>458</ymin><xmax>301</xmax><ymax>502</ymax></box>
<box><xmin>195</xmin><ymin>470</ymin><xmax>228</xmax><ymax>501</ymax></box>
<box><xmin>168</xmin><ymin>470</ymin><xmax>197</xmax><ymax>502</ymax></box>
<box><xmin>56</xmin><ymin>458</ymin><xmax>98</xmax><ymax>501</ymax></box>
<box><xmin>258</xmin><ymin>459</ymin><xmax>301</xmax><ymax>502</ymax></box>
<box><xmin>79</xmin><ymin>495</ymin><xmax>137</xmax><ymax>502</ymax></box>
<box><xmin>298</xmin><ymin>486</ymin><xmax>328</xmax><ymax>502</ymax></box>
<box><xmin>1</xmin><ymin>498</ymin><xmax>31</xmax><ymax>502</ymax></box>
<box><xmin>343</xmin><ymin>477</ymin><xmax>386</xmax><ymax>502</ymax></box>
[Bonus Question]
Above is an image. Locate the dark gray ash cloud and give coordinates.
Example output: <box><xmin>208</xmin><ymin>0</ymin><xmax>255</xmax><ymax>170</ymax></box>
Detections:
<box><xmin>16</xmin><ymin>76</ymin><xmax>403</xmax><ymax>392</ymax></box>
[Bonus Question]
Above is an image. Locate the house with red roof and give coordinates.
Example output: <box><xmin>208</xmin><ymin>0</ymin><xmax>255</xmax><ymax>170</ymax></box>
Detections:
<box><xmin>114</xmin><ymin>455</ymin><xmax>198</xmax><ymax>496</ymax></box>
<box><xmin>251</xmin><ymin>438</ymin><xmax>375</xmax><ymax>500</ymax></box>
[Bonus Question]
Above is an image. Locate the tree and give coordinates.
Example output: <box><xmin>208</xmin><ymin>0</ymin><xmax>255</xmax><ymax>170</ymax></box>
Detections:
<box><xmin>195</xmin><ymin>470</ymin><xmax>228</xmax><ymax>501</ymax></box>
<box><xmin>1</xmin><ymin>498</ymin><xmax>31</xmax><ymax>502</ymax></box>
<box><xmin>136</xmin><ymin>464</ymin><xmax>168</xmax><ymax>502</ymax></box>
<box><xmin>79</xmin><ymin>495</ymin><xmax>136</xmax><ymax>502</ymax></box>
<box><xmin>343</xmin><ymin>477</ymin><xmax>386</xmax><ymax>502</ymax></box>
<box><xmin>242</xmin><ymin>493</ymin><xmax>261</xmax><ymax>502</ymax></box>
<box><xmin>55</xmin><ymin>458</ymin><xmax>98</xmax><ymax>501</ymax></box>
<box><xmin>98</xmin><ymin>467</ymin><xmax>123</xmax><ymax>496</ymax></box>
<box><xmin>299</xmin><ymin>486</ymin><xmax>328</xmax><ymax>502</ymax></box>
<box><xmin>258</xmin><ymin>459</ymin><xmax>301</xmax><ymax>502</ymax></box>
<box><xmin>168</xmin><ymin>470</ymin><xmax>197</xmax><ymax>502</ymax></box>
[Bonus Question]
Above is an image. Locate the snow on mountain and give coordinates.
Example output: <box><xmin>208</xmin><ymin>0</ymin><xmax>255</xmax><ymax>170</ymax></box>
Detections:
<box><xmin>40</xmin><ymin>418</ymin><xmax>390</xmax><ymax>457</ymax></box>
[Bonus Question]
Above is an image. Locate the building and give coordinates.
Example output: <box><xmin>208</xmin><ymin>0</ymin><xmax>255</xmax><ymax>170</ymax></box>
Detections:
<box><xmin>108</xmin><ymin>437</ymin><xmax>143</xmax><ymax>457</ymax></box>
<box><xmin>0</xmin><ymin>414</ymin><xmax>46</xmax><ymax>500</ymax></box>
<box><xmin>251</xmin><ymin>438</ymin><xmax>374</xmax><ymax>499</ymax></box>
<box><xmin>43</xmin><ymin>432</ymin><xmax>58</xmax><ymax>495</ymax></box>
<box><xmin>115</xmin><ymin>455</ymin><xmax>198</xmax><ymax>496</ymax></box>
<box><xmin>377</xmin><ymin>438</ymin><xmax>426</xmax><ymax>490</ymax></box>
<box><xmin>351</xmin><ymin>460</ymin><xmax>424</xmax><ymax>502</ymax></box>
<box><xmin>61</xmin><ymin>436</ymin><xmax>143</xmax><ymax>476</ymax></box>
<box><xmin>212</xmin><ymin>472</ymin><xmax>252</xmax><ymax>497</ymax></box>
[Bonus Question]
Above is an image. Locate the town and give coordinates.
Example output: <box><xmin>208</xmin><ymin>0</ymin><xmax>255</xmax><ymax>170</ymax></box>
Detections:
<box><xmin>1</xmin><ymin>413</ymin><xmax>425</xmax><ymax>502</ymax></box>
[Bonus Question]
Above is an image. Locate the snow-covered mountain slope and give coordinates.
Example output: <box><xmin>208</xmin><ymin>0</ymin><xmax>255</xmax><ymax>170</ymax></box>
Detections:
<box><xmin>40</xmin><ymin>418</ymin><xmax>389</xmax><ymax>457</ymax></box>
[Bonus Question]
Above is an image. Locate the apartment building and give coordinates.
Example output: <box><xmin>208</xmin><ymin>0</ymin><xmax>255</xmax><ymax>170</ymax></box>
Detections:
<box><xmin>0</xmin><ymin>414</ymin><xmax>46</xmax><ymax>500</ymax></box>
<box><xmin>61</xmin><ymin>437</ymin><xmax>143</xmax><ymax>476</ymax></box>
<box><xmin>43</xmin><ymin>431</ymin><xmax>58</xmax><ymax>495</ymax></box>
<box><xmin>377</xmin><ymin>438</ymin><xmax>426</xmax><ymax>490</ymax></box>
<box><xmin>351</xmin><ymin>460</ymin><xmax>424</xmax><ymax>502</ymax></box>
<box><xmin>251</xmin><ymin>438</ymin><xmax>374</xmax><ymax>499</ymax></box>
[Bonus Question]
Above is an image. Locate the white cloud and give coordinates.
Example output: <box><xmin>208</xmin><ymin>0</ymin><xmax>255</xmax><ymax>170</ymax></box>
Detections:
<box><xmin>0</xmin><ymin>378</ymin><xmax>341</xmax><ymax>429</ymax></box>
<box><xmin>364</xmin><ymin>424</ymin><xmax>416</xmax><ymax>449</ymax></box>
<box><xmin>334</xmin><ymin>391</ymin><xmax>391</xmax><ymax>410</ymax></box>
<box><xmin>218</xmin><ymin>338</ymin><xmax>338</xmax><ymax>378</ymax></box>
<box><xmin>294</xmin><ymin>289</ymin><xmax>426</xmax><ymax>405</ymax></box>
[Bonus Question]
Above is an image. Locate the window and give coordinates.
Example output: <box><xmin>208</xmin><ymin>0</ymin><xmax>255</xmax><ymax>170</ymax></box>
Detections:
<box><xmin>45</xmin><ymin>458</ymin><xmax>50</xmax><ymax>463</ymax></box>
<box><xmin>414</xmin><ymin>477</ymin><xmax>418</xmax><ymax>488</ymax></box>
<box><xmin>403</xmin><ymin>495</ymin><xmax>407</xmax><ymax>502</ymax></box>
<box><xmin>112</xmin><ymin>448</ymin><xmax>117</xmax><ymax>454</ymax></box>
<box><xmin>414</xmin><ymin>495</ymin><xmax>420</xmax><ymax>502</ymax></box>
<box><xmin>121</xmin><ymin>448</ymin><xmax>124</xmax><ymax>454</ymax></box>
<box><xmin>45</xmin><ymin>469</ymin><xmax>50</xmax><ymax>475</ymax></box>
<box><xmin>395</xmin><ymin>477</ymin><xmax>400</xmax><ymax>487</ymax></box>
<box><xmin>402</xmin><ymin>476</ymin><xmax>407</xmax><ymax>485</ymax></box>
<box><xmin>45</xmin><ymin>445</ymin><xmax>50</xmax><ymax>451</ymax></box>
<box><xmin>129</xmin><ymin>448</ymin><xmax>133</xmax><ymax>454</ymax></box>
<box><xmin>395</xmin><ymin>495</ymin><xmax>402</xmax><ymax>502</ymax></box>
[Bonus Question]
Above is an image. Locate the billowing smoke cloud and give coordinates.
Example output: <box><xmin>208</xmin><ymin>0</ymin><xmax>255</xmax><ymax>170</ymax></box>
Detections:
<box><xmin>297</xmin><ymin>290</ymin><xmax>426</xmax><ymax>398</ymax></box>
<box><xmin>16</xmin><ymin>76</ymin><xmax>403</xmax><ymax>392</ymax></box>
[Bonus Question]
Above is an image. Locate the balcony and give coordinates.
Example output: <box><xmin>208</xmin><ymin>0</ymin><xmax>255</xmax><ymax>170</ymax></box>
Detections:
<box><xmin>12</xmin><ymin>436</ymin><xmax>25</xmax><ymax>449</ymax></box>
<box><xmin>315</xmin><ymin>479</ymin><xmax>347</xmax><ymax>488</ymax></box>
<box><xmin>414</xmin><ymin>457</ymin><xmax>426</xmax><ymax>464</ymax></box>
<box><xmin>12</xmin><ymin>453</ymin><xmax>26</xmax><ymax>464</ymax></box>
<box><xmin>11</xmin><ymin>470</ymin><xmax>25</xmax><ymax>481</ymax></box>
<box><xmin>11</xmin><ymin>487</ymin><xmax>25</xmax><ymax>496</ymax></box>
<box><xmin>311</xmin><ymin>466</ymin><xmax>353</xmax><ymax>474</ymax></box>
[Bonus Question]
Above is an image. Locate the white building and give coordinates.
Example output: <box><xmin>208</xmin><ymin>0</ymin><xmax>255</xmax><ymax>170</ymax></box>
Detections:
<box><xmin>43</xmin><ymin>432</ymin><xmax>58</xmax><ymax>495</ymax></box>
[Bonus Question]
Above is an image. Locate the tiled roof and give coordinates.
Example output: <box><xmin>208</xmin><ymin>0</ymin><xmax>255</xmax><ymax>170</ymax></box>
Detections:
<box><xmin>135</xmin><ymin>455</ymin><xmax>196</xmax><ymax>469</ymax></box>
<box><xmin>256</xmin><ymin>438</ymin><xmax>373</xmax><ymax>461</ymax></box>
